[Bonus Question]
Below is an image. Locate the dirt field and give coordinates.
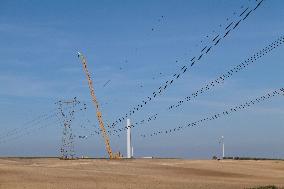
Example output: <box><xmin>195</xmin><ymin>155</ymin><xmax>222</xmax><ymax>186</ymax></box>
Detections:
<box><xmin>0</xmin><ymin>158</ymin><xmax>284</xmax><ymax>189</ymax></box>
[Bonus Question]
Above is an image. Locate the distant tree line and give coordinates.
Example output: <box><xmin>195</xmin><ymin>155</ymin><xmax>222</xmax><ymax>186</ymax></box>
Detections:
<box><xmin>222</xmin><ymin>157</ymin><xmax>284</xmax><ymax>161</ymax></box>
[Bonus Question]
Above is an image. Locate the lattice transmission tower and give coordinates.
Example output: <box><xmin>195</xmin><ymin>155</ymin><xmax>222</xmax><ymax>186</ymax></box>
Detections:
<box><xmin>56</xmin><ymin>97</ymin><xmax>85</xmax><ymax>160</ymax></box>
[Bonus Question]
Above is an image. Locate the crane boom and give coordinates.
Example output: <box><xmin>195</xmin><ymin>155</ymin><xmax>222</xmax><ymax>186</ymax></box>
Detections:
<box><xmin>77</xmin><ymin>52</ymin><xmax>116</xmax><ymax>159</ymax></box>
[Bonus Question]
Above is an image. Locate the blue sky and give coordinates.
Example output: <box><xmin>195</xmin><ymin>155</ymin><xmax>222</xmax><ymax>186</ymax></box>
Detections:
<box><xmin>0</xmin><ymin>0</ymin><xmax>284</xmax><ymax>158</ymax></box>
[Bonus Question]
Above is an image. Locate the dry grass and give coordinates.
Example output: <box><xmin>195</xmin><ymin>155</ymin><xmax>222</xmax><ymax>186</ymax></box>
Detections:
<box><xmin>0</xmin><ymin>158</ymin><xmax>284</xmax><ymax>189</ymax></box>
<box><xmin>245</xmin><ymin>186</ymin><xmax>284</xmax><ymax>189</ymax></box>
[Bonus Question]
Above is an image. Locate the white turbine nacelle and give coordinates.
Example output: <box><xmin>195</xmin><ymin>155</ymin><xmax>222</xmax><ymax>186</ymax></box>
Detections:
<box><xmin>77</xmin><ymin>51</ymin><xmax>82</xmax><ymax>58</ymax></box>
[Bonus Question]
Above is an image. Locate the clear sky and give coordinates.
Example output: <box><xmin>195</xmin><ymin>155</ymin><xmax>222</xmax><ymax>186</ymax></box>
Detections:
<box><xmin>0</xmin><ymin>0</ymin><xmax>284</xmax><ymax>159</ymax></box>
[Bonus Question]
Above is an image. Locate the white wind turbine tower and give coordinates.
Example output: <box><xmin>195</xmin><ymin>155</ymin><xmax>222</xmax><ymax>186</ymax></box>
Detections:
<box><xmin>219</xmin><ymin>136</ymin><xmax>225</xmax><ymax>159</ymax></box>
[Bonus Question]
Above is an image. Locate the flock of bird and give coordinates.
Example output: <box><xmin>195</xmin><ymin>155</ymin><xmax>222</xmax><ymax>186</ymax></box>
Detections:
<box><xmin>107</xmin><ymin>0</ymin><xmax>265</xmax><ymax>129</ymax></box>
<box><xmin>140</xmin><ymin>88</ymin><xmax>284</xmax><ymax>138</ymax></box>
<box><xmin>2</xmin><ymin>0</ymin><xmax>283</xmax><ymax>148</ymax></box>
<box><xmin>77</xmin><ymin>0</ymin><xmax>280</xmax><ymax>139</ymax></box>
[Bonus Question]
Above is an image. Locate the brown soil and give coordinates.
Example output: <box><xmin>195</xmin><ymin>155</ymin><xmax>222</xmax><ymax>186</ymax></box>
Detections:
<box><xmin>0</xmin><ymin>158</ymin><xmax>283</xmax><ymax>189</ymax></box>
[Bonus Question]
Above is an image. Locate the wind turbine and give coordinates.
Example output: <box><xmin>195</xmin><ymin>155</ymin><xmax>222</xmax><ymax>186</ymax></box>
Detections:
<box><xmin>219</xmin><ymin>136</ymin><xmax>225</xmax><ymax>159</ymax></box>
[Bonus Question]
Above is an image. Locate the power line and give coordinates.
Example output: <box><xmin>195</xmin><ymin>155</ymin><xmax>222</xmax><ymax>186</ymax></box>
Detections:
<box><xmin>108</xmin><ymin>0</ymin><xmax>265</xmax><ymax>129</ymax></box>
<box><xmin>0</xmin><ymin>113</ymin><xmax>58</xmax><ymax>141</ymax></box>
<box><xmin>0</xmin><ymin>118</ymin><xmax>60</xmax><ymax>145</ymax></box>
<box><xmin>0</xmin><ymin>99</ymin><xmax>87</xmax><ymax>145</ymax></box>
<box><xmin>92</xmin><ymin>35</ymin><xmax>284</xmax><ymax>136</ymax></box>
<box><xmin>140</xmin><ymin>88</ymin><xmax>284</xmax><ymax>138</ymax></box>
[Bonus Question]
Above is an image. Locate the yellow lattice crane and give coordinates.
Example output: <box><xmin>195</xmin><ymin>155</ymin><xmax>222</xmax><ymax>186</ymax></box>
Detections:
<box><xmin>77</xmin><ymin>52</ymin><xmax>121</xmax><ymax>159</ymax></box>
